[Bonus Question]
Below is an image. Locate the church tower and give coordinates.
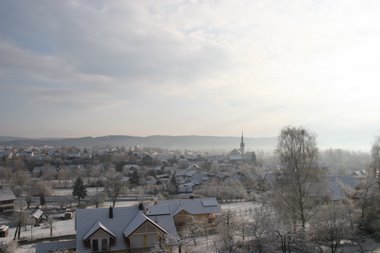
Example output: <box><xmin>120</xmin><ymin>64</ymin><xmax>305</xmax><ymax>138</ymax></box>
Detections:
<box><xmin>240</xmin><ymin>131</ymin><xmax>245</xmax><ymax>155</ymax></box>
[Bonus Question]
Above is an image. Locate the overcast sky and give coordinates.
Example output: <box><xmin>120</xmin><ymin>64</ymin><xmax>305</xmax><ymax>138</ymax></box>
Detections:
<box><xmin>1</xmin><ymin>0</ymin><xmax>380</xmax><ymax>151</ymax></box>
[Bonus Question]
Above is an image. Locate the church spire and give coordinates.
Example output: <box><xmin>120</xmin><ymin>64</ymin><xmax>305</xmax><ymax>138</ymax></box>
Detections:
<box><xmin>240</xmin><ymin>131</ymin><xmax>245</xmax><ymax>155</ymax></box>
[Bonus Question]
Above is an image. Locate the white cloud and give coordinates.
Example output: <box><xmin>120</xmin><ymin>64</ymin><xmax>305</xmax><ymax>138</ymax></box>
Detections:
<box><xmin>1</xmin><ymin>0</ymin><xmax>380</xmax><ymax>149</ymax></box>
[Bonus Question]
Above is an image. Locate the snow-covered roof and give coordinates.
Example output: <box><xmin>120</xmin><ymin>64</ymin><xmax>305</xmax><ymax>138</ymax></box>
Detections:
<box><xmin>201</xmin><ymin>198</ymin><xmax>219</xmax><ymax>207</ymax></box>
<box><xmin>36</xmin><ymin>240</ymin><xmax>76</xmax><ymax>253</ymax></box>
<box><xmin>328</xmin><ymin>175</ymin><xmax>360</xmax><ymax>201</ymax></box>
<box><xmin>158</xmin><ymin>198</ymin><xmax>221</xmax><ymax>216</ymax></box>
<box><xmin>83</xmin><ymin>221</ymin><xmax>116</xmax><ymax>241</ymax></box>
<box><xmin>146</xmin><ymin>204</ymin><xmax>171</xmax><ymax>216</ymax></box>
<box><xmin>32</xmin><ymin>209</ymin><xmax>44</xmax><ymax>219</ymax></box>
<box><xmin>123</xmin><ymin>211</ymin><xmax>167</xmax><ymax>238</ymax></box>
<box><xmin>0</xmin><ymin>187</ymin><xmax>15</xmax><ymax>202</ymax></box>
<box><xmin>76</xmin><ymin>205</ymin><xmax>178</xmax><ymax>253</ymax></box>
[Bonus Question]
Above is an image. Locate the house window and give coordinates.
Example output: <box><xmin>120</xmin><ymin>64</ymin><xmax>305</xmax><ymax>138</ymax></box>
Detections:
<box><xmin>101</xmin><ymin>239</ymin><xmax>108</xmax><ymax>251</ymax></box>
<box><xmin>92</xmin><ymin>239</ymin><xmax>99</xmax><ymax>252</ymax></box>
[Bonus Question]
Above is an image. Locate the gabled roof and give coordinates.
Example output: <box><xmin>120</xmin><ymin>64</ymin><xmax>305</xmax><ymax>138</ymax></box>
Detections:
<box><xmin>328</xmin><ymin>175</ymin><xmax>360</xmax><ymax>201</ymax></box>
<box><xmin>123</xmin><ymin>211</ymin><xmax>167</xmax><ymax>238</ymax></box>
<box><xmin>186</xmin><ymin>164</ymin><xmax>201</xmax><ymax>171</ymax></box>
<box><xmin>171</xmin><ymin>206</ymin><xmax>184</xmax><ymax>216</ymax></box>
<box><xmin>0</xmin><ymin>187</ymin><xmax>15</xmax><ymax>202</ymax></box>
<box><xmin>76</xmin><ymin>206</ymin><xmax>139</xmax><ymax>253</ymax></box>
<box><xmin>157</xmin><ymin>198</ymin><xmax>221</xmax><ymax>216</ymax></box>
<box><xmin>146</xmin><ymin>204</ymin><xmax>171</xmax><ymax>215</ymax></box>
<box><xmin>36</xmin><ymin>240</ymin><xmax>76</xmax><ymax>253</ymax></box>
<box><xmin>32</xmin><ymin>209</ymin><xmax>44</xmax><ymax>219</ymax></box>
<box><xmin>201</xmin><ymin>198</ymin><xmax>219</xmax><ymax>207</ymax></box>
<box><xmin>76</xmin><ymin>205</ymin><xmax>178</xmax><ymax>253</ymax></box>
<box><xmin>83</xmin><ymin>221</ymin><xmax>116</xmax><ymax>241</ymax></box>
<box><xmin>147</xmin><ymin>212</ymin><xmax>179</xmax><ymax>240</ymax></box>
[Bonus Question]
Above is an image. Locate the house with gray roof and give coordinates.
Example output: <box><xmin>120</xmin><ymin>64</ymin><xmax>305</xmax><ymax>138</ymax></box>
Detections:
<box><xmin>37</xmin><ymin>204</ymin><xmax>179</xmax><ymax>253</ymax></box>
<box><xmin>65</xmin><ymin>204</ymin><xmax>179</xmax><ymax>252</ymax></box>
<box><xmin>328</xmin><ymin>175</ymin><xmax>360</xmax><ymax>201</ymax></box>
<box><xmin>37</xmin><ymin>198</ymin><xmax>221</xmax><ymax>253</ymax></box>
<box><xmin>156</xmin><ymin>198</ymin><xmax>221</xmax><ymax>229</ymax></box>
<box><xmin>35</xmin><ymin>240</ymin><xmax>76</xmax><ymax>253</ymax></box>
<box><xmin>0</xmin><ymin>186</ymin><xmax>15</xmax><ymax>214</ymax></box>
<box><xmin>174</xmin><ymin>165</ymin><xmax>209</xmax><ymax>186</ymax></box>
<box><xmin>76</xmin><ymin>205</ymin><xmax>178</xmax><ymax>253</ymax></box>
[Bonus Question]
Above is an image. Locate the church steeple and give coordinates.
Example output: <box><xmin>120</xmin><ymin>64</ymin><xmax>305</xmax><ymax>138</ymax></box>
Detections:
<box><xmin>240</xmin><ymin>131</ymin><xmax>245</xmax><ymax>155</ymax></box>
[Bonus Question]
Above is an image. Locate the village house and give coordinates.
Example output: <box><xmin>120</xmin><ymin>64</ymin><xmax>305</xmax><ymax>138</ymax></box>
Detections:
<box><xmin>0</xmin><ymin>149</ymin><xmax>12</xmax><ymax>163</ymax></box>
<box><xmin>36</xmin><ymin>198</ymin><xmax>222</xmax><ymax>253</ymax></box>
<box><xmin>36</xmin><ymin>204</ymin><xmax>179</xmax><ymax>253</ymax></box>
<box><xmin>0</xmin><ymin>186</ymin><xmax>16</xmax><ymax>214</ymax></box>
<box><xmin>155</xmin><ymin>198</ymin><xmax>221</xmax><ymax>229</ymax></box>
<box><xmin>327</xmin><ymin>175</ymin><xmax>361</xmax><ymax>201</ymax></box>
<box><xmin>174</xmin><ymin>164</ymin><xmax>209</xmax><ymax>193</ymax></box>
<box><xmin>175</xmin><ymin>164</ymin><xmax>208</xmax><ymax>184</ymax></box>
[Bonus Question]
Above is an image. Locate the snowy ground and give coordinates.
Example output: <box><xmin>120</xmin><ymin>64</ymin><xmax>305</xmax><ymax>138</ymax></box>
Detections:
<box><xmin>51</xmin><ymin>187</ymin><xmax>104</xmax><ymax>196</ymax></box>
<box><xmin>3</xmin><ymin>200</ymin><xmax>380</xmax><ymax>253</ymax></box>
<box><xmin>1</xmin><ymin>200</ymin><xmax>139</xmax><ymax>253</ymax></box>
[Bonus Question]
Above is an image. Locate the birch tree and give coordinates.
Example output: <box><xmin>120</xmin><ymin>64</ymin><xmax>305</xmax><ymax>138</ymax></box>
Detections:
<box><xmin>275</xmin><ymin>126</ymin><xmax>326</xmax><ymax>234</ymax></box>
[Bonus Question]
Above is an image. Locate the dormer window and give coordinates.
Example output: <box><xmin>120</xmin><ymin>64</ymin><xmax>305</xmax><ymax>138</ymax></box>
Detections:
<box><xmin>101</xmin><ymin>239</ymin><xmax>108</xmax><ymax>251</ymax></box>
<box><xmin>84</xmin><ymin>221</ymin><xmax>115</xmax><ymax>252</ymax></box>
<box><xmin>92</xmin><ymin>239</ymin><xmax>98</xmax><ymax>251</ymax></box>
<box><xmin>91</xmin><ymin>238</ymin><xmax>109</xmax><ymax>252</ymax></box>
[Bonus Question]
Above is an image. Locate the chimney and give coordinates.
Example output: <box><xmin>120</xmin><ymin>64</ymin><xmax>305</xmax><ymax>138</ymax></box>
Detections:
<box><xmin>138</xmin><ymin>202</ymin><xmax>144</xmax><ymax>211</ymax></box>
<box><xmin>109</xmin><ymin>205</ymin><xmax>113</xmax><ymax>219</ymax></box>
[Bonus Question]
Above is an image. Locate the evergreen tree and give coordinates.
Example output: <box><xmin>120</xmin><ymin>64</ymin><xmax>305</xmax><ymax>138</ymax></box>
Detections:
<box><xmin>130</xmin><ymin>170</ymin><xmax>140</xmax><ymax>185</ymax></box>
<box><xmin>167</xmin><ymin>175</ymin><xmax>178</xmax><ymax>194</ymax></box>
<box><xmin>39</xmin><ymin>193</ymin><xmax>46</xmax><ymax>206</ymax></box>
<box><xmin>73</xmin><ymin>177</ymin><xmax>87</xmax><ymax>205</ymax></box>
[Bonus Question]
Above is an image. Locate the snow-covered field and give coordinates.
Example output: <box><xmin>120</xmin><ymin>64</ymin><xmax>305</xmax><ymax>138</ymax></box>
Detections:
<box><xmin>51</xmin><ymin>187</ymin><xmax>104</xmax><ymax>196</ymax></box>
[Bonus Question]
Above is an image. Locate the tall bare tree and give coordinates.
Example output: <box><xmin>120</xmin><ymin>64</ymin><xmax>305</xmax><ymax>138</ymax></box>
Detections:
<box><xmin>275</xmin><ymin>126</ymin><xmax>325</xmax><ymax>234</ymax></box>
<box><xmin>371</xmin><ymin>137</ymin><xmax>380</xmax><ymax>183</ymax></box>
<box><xmin>358</xmin><ymin>140</ymin><xmax>380</xmax><ymax>240</ymax></box>
<box><xmin>216</xmin><ymin>210</ymin><xmax>237</xmax><ymax>253</ymax></box>
<box><xmin>104</xmin><ymin>168</ymin><xmax>125</xmax><ymax>207</ymax></box>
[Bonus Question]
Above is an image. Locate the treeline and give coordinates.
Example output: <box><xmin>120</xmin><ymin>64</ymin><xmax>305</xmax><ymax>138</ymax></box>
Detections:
<box><xmin>320</xmin><ymin>148</ymin><xmax>370</xmax><ymax>174</ymax></box>
<box><xmin>256</xmin><ymin>148</ymin><xmax>371</xmax><ymax>175</ymax></box>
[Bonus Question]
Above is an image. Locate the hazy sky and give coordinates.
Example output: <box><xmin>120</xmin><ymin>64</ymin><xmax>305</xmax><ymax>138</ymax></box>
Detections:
<box><xmin>1</xmin><ymin>0</ymin><xmax>380</xmax><ymax>151</ymax></box>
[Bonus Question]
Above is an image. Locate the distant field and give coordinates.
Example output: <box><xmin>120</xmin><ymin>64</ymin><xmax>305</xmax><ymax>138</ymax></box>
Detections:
<box><xmin>51</xmin><ymin>187</ymin><xmax>104</xmax><ymax>196</ymax></box>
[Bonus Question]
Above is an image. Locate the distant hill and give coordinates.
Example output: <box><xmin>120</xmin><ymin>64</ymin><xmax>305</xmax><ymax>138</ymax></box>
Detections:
<box><xmin>0</xmin><ymin>135</ymin><xmax>277</xmax><ymax>151</ymax></box>
<box><xmin>0</xmin><ymin>136</ymin><xmax>29</xmax><ymax>142</ymax></box>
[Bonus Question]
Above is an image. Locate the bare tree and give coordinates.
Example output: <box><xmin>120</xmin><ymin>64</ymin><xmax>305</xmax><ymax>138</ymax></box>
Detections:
<box><xmin>216</xmin><ymin>211</ymin><xmax>237</xmax><ymax>253</ymax></box>
<box><xmin>2</xmin><ymin>240</ymin><xmax>17</xmax><ymax>253</ymax></box>
<box><xmin>104</xmin><ymin>168</ymin><xmax>125</xmax><ymax>207</ymax></box>
<box><xmin>357</xmin><ymin>175</ymin><xmax>376</xmax><ymax>222</ymax></box>
<box><xmin>249</xmin><ymin>205</ymin><xmax>277</xmax><ymax>253</ymax></box>
<box><xmin>235</xmin><ymin>217</ymin><xmax>250</xmax><ymax>246</ymax></box>
<box><xmin>181</xmin><ymin>216</ymin><xmax>203</xmax><ymax>246</ymax></box>
<box><xmin>357</xmin><ymin>181</ymin><xmax>380</xmax><ymax>240</ymax></box>
<box><xmin>91</xmin><ymin>191</ymin><xmax>106</xmax><ymax>208</ymax></box>
<box><xmin>12</xmin><ymin>199</ymin><xmax>27</xmax><ymax>241</ymax></box>
<box><xmin>311</xmin><ymin>203</ymin><xmax>351</xmax><ymax>253</ymax></box>
<box><xmin>354</xmin><ymin>137</ymin><xmax>380</xmax><ymax>240</ymax></box>
<box><xmin>274</xmin><ymin>126</ymin><xmax>325</xmax><ymax>234</ymax></box>
<box><xmin>33</xmin><ymin>181</ymin><xmax>52</xmax><ymax>196</ymax></box>
<box><xmin>0</xmin><ymin>166</ymin><xmax>12</xmax><ymax>184</ymax></box>
<box><xmin>371</xmin><ymin>137</ymin><xmax>380</xmax><ymax>184</ymax></box>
